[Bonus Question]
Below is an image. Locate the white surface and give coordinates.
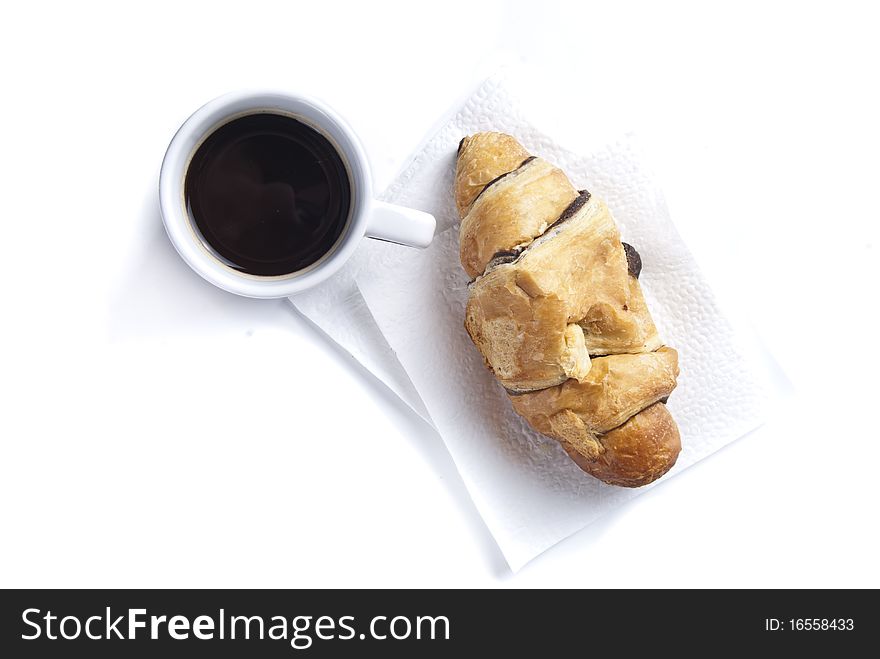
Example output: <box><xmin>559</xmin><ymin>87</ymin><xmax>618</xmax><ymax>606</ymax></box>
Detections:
<box><xmin>353</xmin><ymin>81</ymin><xmax>771</xmax><ymax>569</ymax></box>
<box><xmin>1</xmin><ymin>0</ymin><xmax>879</xmax><ymax>587</ymax></box>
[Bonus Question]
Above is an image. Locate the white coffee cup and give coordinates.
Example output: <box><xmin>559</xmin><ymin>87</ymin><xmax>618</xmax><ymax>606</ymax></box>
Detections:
<box><xmin>159</xmin><ymin>91</ymin><xmax>436</xmax><ymax>298</ymax></box>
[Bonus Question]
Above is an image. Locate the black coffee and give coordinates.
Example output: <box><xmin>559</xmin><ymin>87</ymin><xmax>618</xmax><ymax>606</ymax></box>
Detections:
<box><xmin>185</xmin><ymin>113</ymin><xmax>351</xmax><ymax>276</ymax></box>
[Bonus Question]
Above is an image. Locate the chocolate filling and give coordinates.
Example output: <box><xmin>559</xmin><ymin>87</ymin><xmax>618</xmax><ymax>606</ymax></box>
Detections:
<box><xmin>545</xmin><ymin>190</ymin><xmax>591</xmax><ymax>232</ymax></box>
<box><xmin>488</xmin><ymin>248</ymin><xmax>522</xmax><ymax>264</ymax></box>
<box><xmin>659</xmin><ymin>396</ymin><xmax>670</xmax><ymax>405</ymax></box>
<box><xmin>476</xmin><ymin>189</ymin><xmax>593</xmax><ymax>280</ymax></box>
<box><xmin>622</xmin><ymin>242</ymin><xmax>642</xmax><ymax>278</ymax></box>
<box><xmin>504</xmin><ymin>387</ymin><xmax>530</xmax><ymax>396</ymax></box>
<box><xmin>476</xmin><ymin>248</ymin><xmax>525</xmax><ymax>280</ymax></box>
<box><xmin>457</xmin><ymin>136</ymin><xmax>467</xmax><ymax>156</ymax></box>
<box><xmin>471</xmin><ymin>156</ymin><xmax>537</xmax><ymax>205</ymax></box>
<box><xmin>492</xmin><ymin>249</ymin><xmax>521</xmax><ymax>259</ymax></box>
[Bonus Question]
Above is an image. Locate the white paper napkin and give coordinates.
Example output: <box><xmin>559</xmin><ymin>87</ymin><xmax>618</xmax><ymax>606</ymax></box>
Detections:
<box><xmin>290</xmin><ymin>262</ymin><xmax>431</xmax><ymax>423</ymax></box>
<box><xmin>293</xmin><ymin>76</ymin><xmax>770</xmax><ymax>571</ymax></box>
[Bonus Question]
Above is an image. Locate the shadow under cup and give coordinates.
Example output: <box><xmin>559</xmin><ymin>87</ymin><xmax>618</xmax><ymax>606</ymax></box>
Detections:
<box><xmin>183</xmin><ymin>111</ymin><xmax>355</xmax><ymax>278</ymax></box>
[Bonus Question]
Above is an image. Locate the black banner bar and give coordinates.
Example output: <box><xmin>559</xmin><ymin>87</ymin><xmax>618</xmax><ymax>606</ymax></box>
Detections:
<box><xmin>0</xmin><ymin>589</ymin><xmax>873</xmax><ymax>657</ymax></box>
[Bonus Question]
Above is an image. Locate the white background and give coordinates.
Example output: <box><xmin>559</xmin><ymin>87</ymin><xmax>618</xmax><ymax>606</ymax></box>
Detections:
<box><xmin>2</xmin><ymin>0</ymin><xmax>878</xmax><ymax>587</ymax></box>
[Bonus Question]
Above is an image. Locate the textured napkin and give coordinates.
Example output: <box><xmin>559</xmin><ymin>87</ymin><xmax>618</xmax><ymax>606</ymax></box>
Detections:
<box><xmin>294</xmin><ymin>76</ymin><xmax>769</xmax><ymax>570</ymax></box>
<box><xmin>291</xmin><ymin>263</ymin><xmax>431</xmax><ymax>423</ymax></box>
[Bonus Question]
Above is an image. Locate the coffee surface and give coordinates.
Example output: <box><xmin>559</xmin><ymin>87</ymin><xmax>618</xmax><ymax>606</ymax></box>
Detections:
<box><xmin>185</xmin><ymin>113</ymin><xmax>351</xmax><ymax>276</ymax></box>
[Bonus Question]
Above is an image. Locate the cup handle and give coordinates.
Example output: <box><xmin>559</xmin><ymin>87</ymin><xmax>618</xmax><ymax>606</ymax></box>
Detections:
<box><xmin>365</xmin><ymin>200</ymin><xmax>436</xmax><ymax>248</ymax></box>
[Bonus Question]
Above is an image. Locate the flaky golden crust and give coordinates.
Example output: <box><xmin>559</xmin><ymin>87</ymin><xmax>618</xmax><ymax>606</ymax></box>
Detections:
<box><xmin>465</xmin><ymin>278</ymin><xmax>587</xmax><ymax>392</ymax></box>
<box><xmin>561</xmin><ymin>403</ymin><xmax>681</xmax><ymax>488</ymax></box>
<box><xmin>510</xmin><ymin>348</ymin><xmax>679</xmax><ymax>437</ymax></box>
<box><xmin>455</xmin><ymin>133</ymin><xmax>531</xmax><ymax>217</ymax></box>
<box><xmin>455</xmin><ymin>132</ymin><xmax>682</xmax><ymax>488</ymax></box>
<box><xmin>464</xmin><ymin>194</ymin><xmax>660</xmax><ymax>392</ymax></box>
<box><xmin>459</xmin><ymin>158</ymin><xmax>578</xmax><ymax>278</ymax></box>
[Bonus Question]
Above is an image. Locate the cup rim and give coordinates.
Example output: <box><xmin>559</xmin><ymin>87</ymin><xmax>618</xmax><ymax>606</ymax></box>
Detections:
<box><xmin>159</xmin><ymin>90</ymin><xmax>372</xmax><ymax>298</ymax></box>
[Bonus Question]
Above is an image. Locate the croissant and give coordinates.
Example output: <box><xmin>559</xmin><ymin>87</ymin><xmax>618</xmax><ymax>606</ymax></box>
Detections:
<box><xmin>456</xmin><ymin>132</ymin><xmax>681</xmax><ymax>487</ymax></box>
